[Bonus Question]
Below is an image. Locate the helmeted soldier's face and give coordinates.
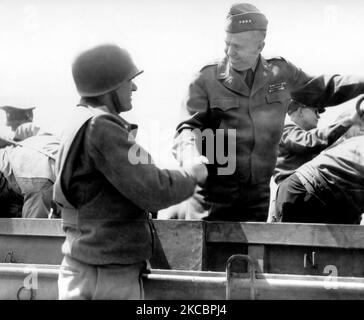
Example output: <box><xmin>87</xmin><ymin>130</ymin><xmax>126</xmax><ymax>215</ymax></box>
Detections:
<box><xmin>112</xmin><ymin>79</ymin><xmax>138</xmax><ymax>113</ymax></box>
<box><xmin>225</xmin><ymin>31</ymin><xmax>265</xmax><ymax>71</ymax></box>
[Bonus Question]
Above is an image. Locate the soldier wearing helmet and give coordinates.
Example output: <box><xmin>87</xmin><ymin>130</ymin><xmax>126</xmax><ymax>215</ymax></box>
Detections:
<box><xmin>173</xmin><ymin>3</ymin><xmax>364</xmax><ymax>222</ymax></box>
<box><xmin>54</xmin><ymin>44</ymin><xmax>208</xmax><ymax>300</ymax></box>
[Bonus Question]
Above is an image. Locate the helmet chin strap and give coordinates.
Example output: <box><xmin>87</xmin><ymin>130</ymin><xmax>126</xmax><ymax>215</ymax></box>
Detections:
<box><xmin>109</xmin><ymin>91</ymin><xmax>123</xmax><ymax>115</ymax></box>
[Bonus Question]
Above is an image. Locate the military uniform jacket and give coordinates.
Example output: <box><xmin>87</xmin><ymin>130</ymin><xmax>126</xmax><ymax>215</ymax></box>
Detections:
<box><xmin>174</xmin><ymin>55</ymin><xmax>364</xmax><ymax>203</ymax></box>
<box><xmin>54</xmin><ymin>106</ymin><xmax>196</xmax><ymax>265</ymax></box>
<box><xmin>273</xmin><ymin>120</ymin><xmax>350</xmax><ymax>184</ymax></box>
<box><xmin>296</xmin><ymin>135</ymin><xmax>364</xmax><ymax>218</ymax></box>
<box><xmin>0</xmin><ymin>134</ymin><xmax>59</xmax><ymax>185</ymax></box>
<box><xmin>0</xmin><ymin>171</ymin><xmax>23</xmax><ymax>217</ymax></box>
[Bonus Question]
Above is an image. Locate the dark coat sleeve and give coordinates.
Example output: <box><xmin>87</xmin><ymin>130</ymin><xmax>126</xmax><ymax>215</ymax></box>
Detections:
<box><xmin>0</xmin><ymin>171</ymin><xmax>23</xmax><ymax>217</ymax></box>
<box><xmin>281</xmin><ymin>122</ymin><xmax>350</xmax><ymax>154</ymax></box>
<box><xmin>286</xmin><ymin>59</ymin><xmax>364</xmax><ymax>109</ymax></box>
<box><xmin>86</xmin><ymin>115</ymin><xmax>197</xmax><ymax>212</ymax></box>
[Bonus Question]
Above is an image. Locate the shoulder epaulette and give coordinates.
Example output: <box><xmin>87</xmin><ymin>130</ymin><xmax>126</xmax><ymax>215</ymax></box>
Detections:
<box><xmin>199</xmin><ymin>59</ymin><xmax>220</xmax><ymax>71</ymax></box>
<box><xmin>264</xmin><ymin>55</ymin><xmax>286</xmax><ymax>62</ymax></box>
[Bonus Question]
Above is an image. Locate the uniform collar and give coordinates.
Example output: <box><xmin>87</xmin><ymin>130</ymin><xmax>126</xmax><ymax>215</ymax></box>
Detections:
<box><xmin>251</xmin><ymin>55</ymin><xmax>272</xmax><ymax>95</ymax></box>
<box><xmin>217</xmin><ymin>55</ymin><xmax>272</xmax><ymax>96</ymax></box>
<box><xmin>95</xmin><ymin>105</ymin><xmax>109</xmax><ymax>113</ymax></box>
<box><xmin>77</xmin><ymin>103</ymin><xmax>138</xmax><ymax>137</ymax></box>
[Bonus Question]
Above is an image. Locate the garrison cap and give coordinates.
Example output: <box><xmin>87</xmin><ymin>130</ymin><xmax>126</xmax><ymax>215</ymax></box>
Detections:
<box><xmin>0</xmin><ymin>105</ymin><xmax>35</xmax><ymax>112</ymax></box>
<box><xmin>0</xmin><ymin>105</ymin><xmax>35</xmax><ymax>131</ymax></box>
<box><xmin>287</xmin><ymin>99</ymin><xmax>325</xmax><ymax>115</ymax></box>
<box><xmin>0</xmin><ymin>105</ymin><xmax>35</xmax><ymax>120</ymax></box>
<box><xmin>225</xmin><ymin>3</ymin><xmax>268</xmax><ymax>33</ymax></box>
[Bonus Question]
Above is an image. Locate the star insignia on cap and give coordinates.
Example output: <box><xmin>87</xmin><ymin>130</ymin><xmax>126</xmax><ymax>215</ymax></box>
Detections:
<box><xmin>238</xmin><ymin>19</ymin><xmax>252</xmax><ymax>24</ymax></box>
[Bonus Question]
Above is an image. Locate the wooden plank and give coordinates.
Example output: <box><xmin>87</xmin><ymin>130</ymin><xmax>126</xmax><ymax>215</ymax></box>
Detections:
<box><xmin>150</xmin><ymin>220</ymin><xmax>205</xmax><ymax>270</ymax></box>
<box><xmin>0</xmin><ymin>219</ymin><xmax>205</xmax><ymax>269</ymax></box>
<box><xmin>206</xmin><ymin>222</ymin><xmax>364</xmax><ymax>249</ymax></box>
<box><xmin>0</xmin><ymin>235</ymin><xmax>64</xmax><ymax>265</ymax></box>
<box><xmin>0</xmin><ymin>218</ymin><xmax>64</xmax><ymax>237</ymax></box>
<box><xmin>248</xmin><ymin>245</ymin><xmax>265</xmax><ymax>273</ymax></box>
<box><xmin>265</xmin><ymin>246</ymin><xmax>364</xmax><ymax>278</ymax></box>
<box><xmin>2</xmin><ymin>219</ymin><xmax>364</xmax><ymax>250</ymax></box>
<box><xmin>203</xmin><ymin>243</ymin><xmax>248</xmax><ymax>271</ymax></box>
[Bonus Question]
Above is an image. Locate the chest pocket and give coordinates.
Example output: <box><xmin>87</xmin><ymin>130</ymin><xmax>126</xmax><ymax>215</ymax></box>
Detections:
<box><xmin>266</xmin><ymin>90</ymin><xmax>291</xmax><ymax>105</ymax></box>
<box><xmin>211</xmin><ymin>98</ymin><xmax>239</xmax><ymax>111</ymax></box>
<box><xmin>210</xmin><ymin>98</ymin><xmax>239</xmax><ymax>129</ymax></box>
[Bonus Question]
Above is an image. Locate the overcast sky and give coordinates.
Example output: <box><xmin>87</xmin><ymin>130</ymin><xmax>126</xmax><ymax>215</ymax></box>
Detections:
<box><xmin>1</xmin><ymin>0</ymin><xmax>363</xmax><ymax>166</ymax></box>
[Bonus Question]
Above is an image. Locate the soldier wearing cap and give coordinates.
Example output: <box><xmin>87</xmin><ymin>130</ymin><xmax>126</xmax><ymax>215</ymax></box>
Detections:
<box><xmin>275</xmin><ymin>115</ymin><xmax>364</xmax><ymax>224</ymax></box>
<box><xmin>54</xmin><ymin>44</ymin><xmax>207</xmax><ymax>299</ymax></box>
<box><xmin>273</xmin><ymin>99</ymin><xmax>364</xmax><ymax>185</ymax></box>
<box><xmin>268</xmin><ymin>98</ymin><xmax>364</xmax><ymax>222</ymax></box>
<box><xmin>0</xmin><ymin>105</ymin><xmax>41</xmax><ymax>141</ymax></box>
<box><xmin>173</xmin><ymin>3</ymin><xmax>364</xmax><ymax>222</ymax></box>
<box><xmin>0</xmin><ymin>105</ymin><xmax>34</xmax><ymax>131</ymax></box>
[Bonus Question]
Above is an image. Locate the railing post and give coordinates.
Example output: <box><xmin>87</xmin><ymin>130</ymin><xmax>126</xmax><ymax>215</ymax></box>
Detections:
<box><xmin>226</xmin><ymin>254</ymin><xmax>256</xmax><ymax>300</ymax></box>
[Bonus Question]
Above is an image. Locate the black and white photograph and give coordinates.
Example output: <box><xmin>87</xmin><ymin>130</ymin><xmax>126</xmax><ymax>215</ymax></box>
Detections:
<box><xmin>0</xmin><ymin>0</ymin><xmax>364</xmax><ymax>309</ymax></box>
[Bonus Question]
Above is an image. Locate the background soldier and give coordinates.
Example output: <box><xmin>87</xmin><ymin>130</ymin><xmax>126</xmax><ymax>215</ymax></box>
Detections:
<box><xmin>0</xmin><ymin>105</ymin><xmax>35</xmax><ymax>131</ymax></box>
<box><xmin>273</xmin><ymin>99</ymin><xmax>362</xmax><ymax>184</ymax></box>
<box><xmin>0</xmin><ymin>133</ymin><xmax>59</xmax><ymax>218</ymax></box>
<box><xmin>268</xmin><ymin>98</ymin><xmax>364</xmax><ymax>221</ymax></box>
<box><xmin>275</xmin><ymin>104</ymin><xmax>364</xmax><ymax>224</ymax></box>
<box><xmin>0</xmin><ymin>104</ymin><xmax>41</xmax><ymax>140</ymax></box>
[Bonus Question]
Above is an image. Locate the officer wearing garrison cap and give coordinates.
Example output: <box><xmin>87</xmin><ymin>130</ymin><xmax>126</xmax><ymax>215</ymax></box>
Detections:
<box><xmin>274</xmin><ymin>99</ymin><xmax>364</xmax><ymax>185</ymax></box>
<box><xmin>275</xmin><ymin>116</ymin><xmax>364</xmax><ymax>224</ymax></box>
<box><xmin>173</xmin><ymin>3</ymin><xmax>364</xmax><ymax>222</ymax></box>
<box><xmin>54</xmin><ymin>44</ymin><xmax>207</xmax><ymax>299</ymax></box>
<box><xmin>0</xmin><ymin>104</ymin><xmax>41</xmax><ymax>141</ymax></box>
<box><xmin>0</xmin><ymin>105</ymin><xmax>35</xmax><ymax>131</ymax></box>
<box><xmin>267</xmin><ymin>98</ymin><xmax>364</xmax><ymax>222</ymax></box>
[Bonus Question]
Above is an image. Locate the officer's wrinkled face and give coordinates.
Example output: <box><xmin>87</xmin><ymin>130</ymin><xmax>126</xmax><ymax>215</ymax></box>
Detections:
<box><xmin>225</xmin><ymin>31</ymin><xmax>265</xmax><ymax>71</ymax></box>
<box><xmin>300</xmin><ymin>107</ymin><xmax>320</xmax><ymax>130</ymax></box>
<box><xmin>113</xmin><ymin>79</ymin><xmax>138</xmax><ymax>113</ymax></box>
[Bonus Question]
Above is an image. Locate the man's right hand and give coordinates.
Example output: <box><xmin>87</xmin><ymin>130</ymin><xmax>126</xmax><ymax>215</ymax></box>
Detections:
<box><xmin>183</xmin><ymin>156</ymin><xmax>209</xmax><ymax>185</ymax></box>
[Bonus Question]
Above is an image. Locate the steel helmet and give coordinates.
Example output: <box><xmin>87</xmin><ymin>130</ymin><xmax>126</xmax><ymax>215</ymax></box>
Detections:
<box><xmin>72</xmin><ymin>44</ymin><xmax>143</xmax><ymax>97</ymax></box>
